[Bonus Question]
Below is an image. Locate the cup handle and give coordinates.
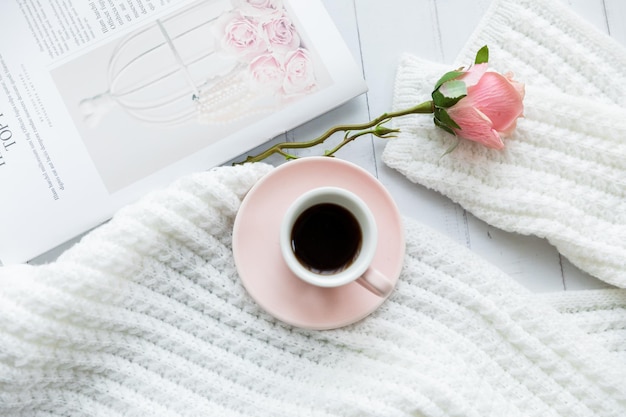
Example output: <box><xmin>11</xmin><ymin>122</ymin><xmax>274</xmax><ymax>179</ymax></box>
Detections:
<box><xmin>355</xmin><ymin>267</ymin><xmax>394</xmax><ymax>297</ymax></box>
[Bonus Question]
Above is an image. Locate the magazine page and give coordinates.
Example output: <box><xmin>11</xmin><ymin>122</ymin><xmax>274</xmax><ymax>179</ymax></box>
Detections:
<box><xmin>0</xmin><ymin>0</ymin><xmax>367</xmax><ymax>264</ymax></box>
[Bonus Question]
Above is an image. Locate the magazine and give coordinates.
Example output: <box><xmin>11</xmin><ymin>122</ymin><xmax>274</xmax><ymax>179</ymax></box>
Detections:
<box><xmin>0</xmin><ymin>0</ymin><xmax>367</xmax><ymax>264</ymax></box>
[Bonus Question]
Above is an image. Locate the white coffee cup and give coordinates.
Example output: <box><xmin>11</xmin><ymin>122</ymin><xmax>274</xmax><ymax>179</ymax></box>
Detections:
<box><xmin>280</xmin><ymin>186</ymin><xmax>394</xmax><ymax>297</ymax></box>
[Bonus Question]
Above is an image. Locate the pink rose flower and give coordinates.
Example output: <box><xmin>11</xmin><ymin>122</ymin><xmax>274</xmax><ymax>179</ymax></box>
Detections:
<box><xmin>232</xmin><ymin>0</ymin><xmax>282</xmax><ymax>19</ymax></box>
<box><xmin>435</xmin><ymin>62</ymin><xmax>525</xmax><ymax>149</ymax></box>
<box><xmin>235</xmin><ymin>0</ymin><xmax>279</xmax><ymax>8</ymax></box>
<box><xmin>263</xmin><ymin>14</ymin><xmax>300</xmax><ymax>53</ymax></box>
<box><xmin>218</xmin><ymin>13</ymin><xmax>267</xmax><ymax>60</ymax></box>
<box><xmin>282</xmin><ymin>48</ymin><xmax>316</xmax><ymax>96</ymax></box>
<box><xmin>448</xmin><ymin>69</ymin><xmax>524</xmax><ymax>149</ymax></box>
<box><xmin>249</xmin><ymin>53</ymin><xmax>285</xmax><ymax>92</ymax></box>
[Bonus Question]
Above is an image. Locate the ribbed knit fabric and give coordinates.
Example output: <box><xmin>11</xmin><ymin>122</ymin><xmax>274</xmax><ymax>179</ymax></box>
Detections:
<box><xmin>455</xmin><ymin>0</ymin><xmax>626</xmax><ymax>105</ymax></box>
<box><xmin>382</xmin><ymin>0</ymin><xmax>626</xmax><ymax>288</ymax></box>
<box><xmin>1</xmin><ymin>163</ymin><xmax>625</xmax><ymax>416</ymax></box>
<box><xmin>539</xmin><ymin>290</ymin><xmax>626</xmax><ymax>364</ymax></box>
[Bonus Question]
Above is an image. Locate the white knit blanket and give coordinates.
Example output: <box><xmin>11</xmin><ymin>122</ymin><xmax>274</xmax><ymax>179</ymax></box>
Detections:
<box><xmin>1</xmin><ymin>162</ymin><xmax>625</xmax><ymax>416</ymax></box>
<box><xmin>382</xmin><ymin>0</ymin><xmax>626</xmax><ymax>288</ymax></box>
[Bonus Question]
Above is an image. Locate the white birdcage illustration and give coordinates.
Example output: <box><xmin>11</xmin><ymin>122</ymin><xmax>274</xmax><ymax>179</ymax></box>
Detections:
<box><xmin>80</xmin><ymin>0</ymin><xmax>317</xmax><ymax>128</ymax></box>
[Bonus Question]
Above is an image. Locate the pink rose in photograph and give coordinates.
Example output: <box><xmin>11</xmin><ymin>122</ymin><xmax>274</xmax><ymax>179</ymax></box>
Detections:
<box><xmin>219</xmin><ymin>13</ymin><xmax>268</xmax><ymax>60</ymax></box>
<box><xmin>282</xmin><ymin>48</ymin><xmax>316</xmax><ymax>96</ymax></box>
<box><xmin>232</xmin><ymin>0</ymin><xmax>282</xmax><ymax>20</ymax></box>
<box><xmin>249</xmin><ymin>53</ymin><xmax>285</xmax><ymax>92</ymax></box>
<box><xmin>263</xmin><ymin>14</ymin><xmax>300</xmax><ymax>53</ymax></box>
<box><xmin>204</xmin><ymin>0</ymin><xmax>321</xmax><ymax>125</ymax></box>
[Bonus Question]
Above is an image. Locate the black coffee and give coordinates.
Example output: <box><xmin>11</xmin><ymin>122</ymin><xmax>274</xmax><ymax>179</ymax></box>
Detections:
<box><xmin>291</xmin><ymin>203</ymin><xmax>362</xmax><ymax>274</ymax></box>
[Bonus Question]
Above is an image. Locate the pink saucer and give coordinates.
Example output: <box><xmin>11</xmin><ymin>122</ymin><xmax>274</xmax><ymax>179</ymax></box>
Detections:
<box><xmin>232</xmin><ymin>157</ymin><xmax>405</xmax><ymax>330</ymax></box>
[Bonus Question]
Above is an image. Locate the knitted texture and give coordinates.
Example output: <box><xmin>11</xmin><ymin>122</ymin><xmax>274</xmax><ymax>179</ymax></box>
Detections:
<box><xmin>1</xmin><ymin>163</ymin><xmax>625</xmax><ymax>416</ymax></box>
<box><xmin>382</xmin><ymin>0</ymin><xmax>626</xmax><ymax>288</ymax></box>
<box><xmin>538</xmin><ymin>290</ymin><xmax>626</xmax><ymax>364</ymax></box>
<box><xmin>455</xmin><ymin>0</ymin><xmax>626</xmax><ymax>105</ymax></box>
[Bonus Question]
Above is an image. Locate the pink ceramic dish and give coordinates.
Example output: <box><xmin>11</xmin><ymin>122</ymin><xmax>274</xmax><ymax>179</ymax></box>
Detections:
<box><xmin>232</xmin><ymin>157</ymin><xmax>405</xmax><ymax>330</ymax></box>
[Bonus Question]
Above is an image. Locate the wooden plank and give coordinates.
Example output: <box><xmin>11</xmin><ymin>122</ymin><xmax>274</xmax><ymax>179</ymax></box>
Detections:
<box><xmin>354</xmin><ymin>0</ymin><xmax>441</xmax><ymax>117</ymax></box>
<box><xmin>432</xmin><ymin>0</ymin><xmax>492</xmax><ymax>62</ymax></box>
<box><xmin>354</xmin><ymin>0</ymin><xmax>477</xmax><ymax>246</ymax></box>
<box><xmin>605</xmin><ymin>0</ymin><xmax>626</xmax><ymax>45</ymax></box>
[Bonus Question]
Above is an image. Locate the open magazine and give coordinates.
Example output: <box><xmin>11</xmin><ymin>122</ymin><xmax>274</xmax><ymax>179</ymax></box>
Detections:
<box><xmin>0</xmin><ymin>0</ymin><xmax>366</xmax><ymax>264</ymax></box>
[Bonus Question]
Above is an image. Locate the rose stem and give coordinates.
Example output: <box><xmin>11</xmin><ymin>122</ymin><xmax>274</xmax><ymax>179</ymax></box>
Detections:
<box><xmin>235</xmin><ymin>100</ymin><xmax>434</xmax><ymax>164</ymax></box>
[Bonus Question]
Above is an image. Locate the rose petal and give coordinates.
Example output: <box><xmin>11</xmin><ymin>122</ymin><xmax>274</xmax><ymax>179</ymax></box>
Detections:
<box><xmin>447</xmin><ymin>101</ymin><xmax>505</xmax><ymax>149</ymax></box>
<box><xmin>465</xmin><ymin>72</ymin><xmax>524</xmax><ymax>132</ymax></box>
<box><xmin>459</xmin><ymin>63</ymin><xmax>488</xmax><ymax>88</ymax></box>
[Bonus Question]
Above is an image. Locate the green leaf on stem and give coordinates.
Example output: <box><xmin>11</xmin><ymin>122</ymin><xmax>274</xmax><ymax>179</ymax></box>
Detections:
<box><xmin>432</xmin><ymin>90</ymin><xmax>466</xmax><ymax>109</ymax></box>
<box><xmin>433</xmin><ymin>117</ymin><xmax>455</xmax><ymax>135</ymax></box>
<box><xmin>432</xmin><ymin>79</ymin><xmax>467</xmax><ymax>108</ymax></box>
<box><xmin>433</xmin><ymin>70</ymin><xmax>464</xmax><ymax>90</ymax></box>
<box><xmin>438</xmin><ymin>79</ymin><xmax>467</xmax><ymax>98</ymax></box>
<box><xmin>434</xmin><ymin>108</ymin><xmax>461</xmax><ymax>131</ymax></box>
<box><xmin>474</xmin><ymin>45</ymin><xmax>489</xmax><ymax>64</ymax></box>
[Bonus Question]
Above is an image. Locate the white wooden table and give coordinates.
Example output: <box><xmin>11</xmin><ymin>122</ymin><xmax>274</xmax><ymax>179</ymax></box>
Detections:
<box><xmin>34</xmin><ymin>0</ymin><xmax>623</xmax><ymax>293</ymax></box>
